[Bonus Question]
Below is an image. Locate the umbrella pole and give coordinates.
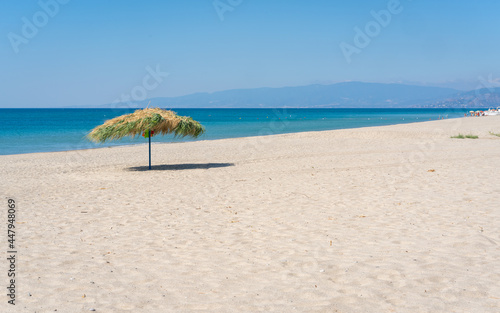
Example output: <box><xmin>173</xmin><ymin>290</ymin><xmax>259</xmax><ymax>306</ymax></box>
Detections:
<box><xmin>148</xmin><ymin>129</ymin><xmax>151</xmax><ymax>170</ymax></box>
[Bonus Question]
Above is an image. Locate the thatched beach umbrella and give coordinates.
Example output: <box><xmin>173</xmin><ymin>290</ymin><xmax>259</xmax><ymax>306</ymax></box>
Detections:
<box><xmin>87</xmin><ymin>108</ymin><xmax>205</xmax><ymax>169</ymax></box>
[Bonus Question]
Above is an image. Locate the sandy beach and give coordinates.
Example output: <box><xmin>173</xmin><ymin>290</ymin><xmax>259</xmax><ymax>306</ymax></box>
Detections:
<box><xmin>1</xmin><ymin>116</ymin><xmax>499</xmax><ymax>312</ymax></box>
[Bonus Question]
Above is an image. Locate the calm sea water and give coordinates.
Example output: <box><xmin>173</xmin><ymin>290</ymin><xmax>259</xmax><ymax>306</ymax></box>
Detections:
<box><xmin>0</xmin><ymin>108</ymin><xmax>471</xmax><ymax>155</ymax></box>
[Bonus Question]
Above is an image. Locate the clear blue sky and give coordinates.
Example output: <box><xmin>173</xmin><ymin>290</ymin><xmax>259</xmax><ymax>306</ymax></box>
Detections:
<box><xmin>1</xmin><ymin>0</ymin><xmax>499</xmax><ymax>107</ymax></box>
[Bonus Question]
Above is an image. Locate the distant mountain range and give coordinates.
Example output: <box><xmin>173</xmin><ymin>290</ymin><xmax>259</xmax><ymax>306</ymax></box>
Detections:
<box><xmin>417</xmin><ymin>87</ymin><xmax>500</xmax><ymax>108</ymax></box>
<box><xmin>83</xmin><ymin>82</ymin><xmax>500</xmax><ymax>109</ymax></box>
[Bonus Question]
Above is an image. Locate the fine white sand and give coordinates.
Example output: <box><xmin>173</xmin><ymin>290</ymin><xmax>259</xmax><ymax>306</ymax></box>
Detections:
<box><xmin>1</xmin><ymin>116</ymin><xmax>499</xmax><ymax>312</ymax></box>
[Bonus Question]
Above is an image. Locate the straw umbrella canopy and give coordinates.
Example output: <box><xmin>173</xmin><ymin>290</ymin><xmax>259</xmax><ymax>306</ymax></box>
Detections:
<box><xmin>87</xmin><ymin>108</ymin><xmax>205</xmax><ymax>169</ymax></box>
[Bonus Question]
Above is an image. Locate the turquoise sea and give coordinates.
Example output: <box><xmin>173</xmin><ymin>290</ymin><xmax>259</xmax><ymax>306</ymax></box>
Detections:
<box><xmin>0</xmin><ymin>108</ymin><xmax>472</xmax><ymax>155</ymax></box>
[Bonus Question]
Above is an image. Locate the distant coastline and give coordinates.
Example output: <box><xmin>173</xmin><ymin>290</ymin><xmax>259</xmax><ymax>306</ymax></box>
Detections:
<box><xmin>56</xmin><ymin>82</ymin><xmax>499</xmax><ymax>110</ymax></box>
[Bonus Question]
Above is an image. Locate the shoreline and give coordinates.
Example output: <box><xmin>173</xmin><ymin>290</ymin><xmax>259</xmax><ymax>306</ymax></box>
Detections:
<box><xmin>1</xmin><ymin>114</ymin><xmax>487</xmax><ymax>158</ymax></box>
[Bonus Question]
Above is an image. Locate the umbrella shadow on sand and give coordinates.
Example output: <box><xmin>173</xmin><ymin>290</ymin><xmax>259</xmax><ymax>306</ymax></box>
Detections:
<box><xmin>126</xmin><ymin>162</ymin><xmax>235</xmax><ymax>172</ymax></box>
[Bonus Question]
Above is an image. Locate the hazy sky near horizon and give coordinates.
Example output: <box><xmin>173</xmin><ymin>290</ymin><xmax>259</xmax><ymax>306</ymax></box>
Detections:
<box><xmin>1</xmin><ymin>0</ymin><xmax>499</xmax><ymax>107</ymax></box>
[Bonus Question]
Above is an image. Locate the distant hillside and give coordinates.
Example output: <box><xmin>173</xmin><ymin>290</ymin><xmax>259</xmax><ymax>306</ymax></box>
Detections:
<box><xmin>79</xmin><ymin>82</ymin><xmax>497</xmax><ymax>109</ymax></box>
<box><xmin>416</xmin><ymin>87</ymin><xmax>500</xmax><ymax>108</ymax></box>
